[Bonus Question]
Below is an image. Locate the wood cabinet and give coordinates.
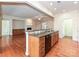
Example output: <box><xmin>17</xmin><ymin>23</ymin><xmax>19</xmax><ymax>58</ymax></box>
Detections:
<box><xmin>39</xmin><ymin>37</ymin><xmax>45</xmax><ymax>56</ymax></box>
<box><xmin>45</xmin><ymin>34</ymin><xmax>51</xmax><ymax>54</ymax></box>
<box><xmin>51</xmin><ymin>31</ymin><xmax>59</xmax><ymax>47</ymax></box>
<box><xmin>29</xmin><ymin>31</ymin><xmax>59</xmax><ymax>57</ymax></box>
<box><xmin>29</xmin><ymin>36</ymin><xmax>45</xmax><ymax>57</ymax></box>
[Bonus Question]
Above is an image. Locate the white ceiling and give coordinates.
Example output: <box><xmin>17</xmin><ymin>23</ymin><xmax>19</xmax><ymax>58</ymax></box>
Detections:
<box><xmin>2</xmin><ymin>4</ymin><xmax>45</xmax><ymax>18</ymax></box>
<box><xmin>38</xmin><ymin>1</ymin><xmax>79</xmax><ymax>15</ymax></box>
<box><xmin>1</xmin><ymin>1</ymin><xmax>79</xmax><ymax>18</ymax></box>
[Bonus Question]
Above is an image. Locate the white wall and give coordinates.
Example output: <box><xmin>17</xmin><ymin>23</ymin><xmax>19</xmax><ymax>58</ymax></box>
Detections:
<box><xmin>2</xmin><ymin>15</ymin><xmax>26</xmax><ymax>35</ymax></box>
<box><xmin>54</xmin><ymin>10</ymin><xmax>79</xmax><ymax>42</ymax></box>
<box><xmin>2</xmin><ymin>19</ymin><xmax>12</xmax><ymax>36</ymax></box>
<box><xmin>2</xmin><ymin>15</ymin><xmax>54</xmax><ymax>35</ymax></box>
<box><xmin>13</xmin><ymin>20</ymin><xmax>25</xmax><ymax>29</ymax></box>
<box><xmin>2</xmin><ymin>20</ymin><xmax>10</xmax><ymax>36</ymax></box>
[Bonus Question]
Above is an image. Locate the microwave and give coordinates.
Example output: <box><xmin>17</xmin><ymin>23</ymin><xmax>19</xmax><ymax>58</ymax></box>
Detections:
<box><xmin>27</xmin><ymin>27</ymin><xmax>32</xmax><ymax>30</ymax></box>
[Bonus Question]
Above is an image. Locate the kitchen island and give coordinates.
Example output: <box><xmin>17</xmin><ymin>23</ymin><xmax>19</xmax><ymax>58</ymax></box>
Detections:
<box><xmin>27</xmin><ymin>30</ymin><xmax>59</xmax><ymax>57</ymax></box>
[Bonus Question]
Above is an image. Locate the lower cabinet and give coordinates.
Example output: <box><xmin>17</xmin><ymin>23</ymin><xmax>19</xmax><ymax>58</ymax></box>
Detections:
<box><xmin>51</xmin><ymin>31</ymin><xmax>59</xmax><ymax>47</ymax></box>
<box><xmin>29</xmin><ymin>36</ymin><xmax>45</xmax><ymax>57</ymax></box>
<box><xmin>45</xmin><ymin>34</ymin><xmax>51</xmax><ymax>54</ymax></box>
<box><xmin>29</xmin><ymin>31</ymin><xmax>59</xmax><ymax>57</ymax></box>
<box><xmin>39</xmin><ymin>37</ymin><xmax>45</xmax><ymax>56</ymax></box>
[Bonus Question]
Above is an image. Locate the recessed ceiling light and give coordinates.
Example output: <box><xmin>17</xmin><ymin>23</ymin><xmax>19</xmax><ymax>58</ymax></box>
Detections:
<box><xmin>50</xmin><ymin>2</ymin><xmax>53</xmax><ymax>6</ymax></box>
<box><xmin>54</xmin><ymin>8</ymin><xmax>57</xmax><ymax>10</ymax></box>
<box><xmin>73</xmin><ymin>1</ymin><xmax>78</xmax><ymax>4</ymax></box>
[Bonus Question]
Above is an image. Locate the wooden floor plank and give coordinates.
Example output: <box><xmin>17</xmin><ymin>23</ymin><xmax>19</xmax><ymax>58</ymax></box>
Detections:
<box><xmin>46</xmin><ymin>37</ymin><xmax>79</xmax><ymax>57</ymax></box>
<box><xmin>0</xmin><ymin>35</ymin><xmax>79</xmax><ymax>57</ymax></box>
<box><xmin>0</xmin><ymin>35</ymin><xmax>26</xmax><ymax>57</ymax></box>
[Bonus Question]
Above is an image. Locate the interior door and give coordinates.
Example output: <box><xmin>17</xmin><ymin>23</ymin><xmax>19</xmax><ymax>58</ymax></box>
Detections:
<box><xmin>2</xmin><ymin>20</ymin><xmax>10</xmax><ymax>36</ymax></box>
<box><xmin>63</xmin><ymin>19</ymin><xmax>73</xmax><ymax>37</ymax></box>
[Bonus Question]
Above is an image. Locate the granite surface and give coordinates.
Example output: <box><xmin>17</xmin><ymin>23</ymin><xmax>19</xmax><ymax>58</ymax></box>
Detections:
<box><xmin>28</xmin><ymin>31</ymin><xmax>55</xmax><ymax>37</ymax></box>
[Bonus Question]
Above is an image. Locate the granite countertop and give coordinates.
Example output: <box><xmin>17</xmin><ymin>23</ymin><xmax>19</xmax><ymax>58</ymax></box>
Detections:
<box><xmin>29</xmin><ymin>31</ymin><xmax>54</xmax><ymax>37</ymax></box>
<box><xmin>25</xmin><ymin>29</ymin><xmax>58</xmax><ymax>37</ymax></box>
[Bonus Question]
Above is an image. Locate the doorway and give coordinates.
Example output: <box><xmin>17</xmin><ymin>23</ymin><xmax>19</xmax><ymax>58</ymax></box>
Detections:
<box><xmin>2</xmin><ymin>20</ymin><xmax>11</xmax><ymax>36</ymax></box>
<box><xmin>12</xmin><ymin>20</ymin><xmax>25</xmax><ymax>36</ymax></box>
<box><xmin>2</xmin><ymin>20</ymin><xmax>12</xmax><ymax>48</ymax></box>
<box><xmin>63</xmin><ymin>19</ymin><xmax>73</xmax><ymax>38</ymax></box>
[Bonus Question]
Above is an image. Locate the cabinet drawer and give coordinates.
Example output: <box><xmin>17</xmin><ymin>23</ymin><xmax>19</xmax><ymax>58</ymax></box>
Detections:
<box><xmin>39</xmin><ymin>37</ymin><xmax>45</xmax><ymax>51</ymax></box>
<box><xmin>39</xmin><ymin>36</ymin><xmax>45</xmax><ymax>56</ymax></box>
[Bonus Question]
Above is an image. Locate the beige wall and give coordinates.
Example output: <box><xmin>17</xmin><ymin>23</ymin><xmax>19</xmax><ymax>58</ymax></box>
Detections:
<box><xmin>32</xmin><ymin>16</ymin><xmax>54</xmax><ymax>30</ymax></box>
<box><xmin>32</xmin><ymin>19</ymin><xmax>42</xmax><ymax>30</ymax></box>
<box><xmin>25</xmin><ymin>16</ymin><xmax>54</xmax><ymax>31</ymax></box>
<box><xmin>42</xmin><ymin>17</ymin><xmax>54</xmax><ymax>30</ymax></box>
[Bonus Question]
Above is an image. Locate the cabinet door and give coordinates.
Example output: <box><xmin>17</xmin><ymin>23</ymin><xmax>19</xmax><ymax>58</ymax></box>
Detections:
<box><xmin>39</xmin><ymin>36</ymin><xmax>45</xmax><ymax>57</ymax></box>
<box><xmin>29</xmin><ymin>36</ymin><xmax>39</xmax><ymax>57</ymax></box>
<box><xmin>57</xmin><ymin>32</ymin><xmax>59</xmax><ymax>42</ymax></box>
<box><xmin>51</xmin><ymin>34</ymin><xmax>54</xmax><ymax>47</ymax></box>
<box><xmin>2</xmin><ymin>20</ymin><xmax>10</xmax><ymax>35</ymax></box>
<box><xmin>53</xmin><ymin>33</ymin><xmax>56</xmax><ymax>45</ymax></box>
<box><xmin>45</xmin><ymin>35</ymin><xmax>51</xmax><ymax>54</ymax></box>
<box><xmin>51</xmin><ymin>32</ymin><xmax>59</xmax><ymax>47</ymax></box>
<box><xmin>55</xmin><ymin>32</ymin><xmax>59</xmax><ymax>43</ymax></box>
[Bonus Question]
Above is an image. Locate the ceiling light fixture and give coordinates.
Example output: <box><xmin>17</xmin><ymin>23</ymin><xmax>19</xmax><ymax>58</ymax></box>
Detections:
<box><xmin>50</xmin><ymin>2</ymin><xmax>53</xmax><ymax>6</ymax></box>
<box><xmin>73</xmin><ymin>1</ymin><xmax>78</xmax><ymax>4</ymax></box>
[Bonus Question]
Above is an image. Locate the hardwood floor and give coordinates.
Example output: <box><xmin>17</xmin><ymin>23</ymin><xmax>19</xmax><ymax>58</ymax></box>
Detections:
<box><xmin>46</xmin><ymin>37</ymin><xmax>79</xmax><ymax>57</ymax></box>
<box><xmin>0</xmin><ymin>35</ymin><xmax>26</xmax><ymax>57</ymax></box>
<box><xmin>0</xmin><ymin>35</ymin><xmax>79</xmax><ymax>57</ymax></box>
